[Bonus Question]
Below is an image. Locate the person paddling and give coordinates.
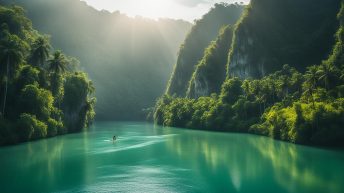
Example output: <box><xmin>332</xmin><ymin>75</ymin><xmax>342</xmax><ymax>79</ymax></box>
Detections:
<box><xmin>113</xmin><ymin>135</ymin><xmax>117</xmax><ymax>143</ymax></box>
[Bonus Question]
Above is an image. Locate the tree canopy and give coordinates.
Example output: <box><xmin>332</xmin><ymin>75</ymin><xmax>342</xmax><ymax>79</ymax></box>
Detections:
<box><xmin>154</xmin><ymin>0</ymin><xmax>344</xmax><ymax>147</ymax></box>
<box><xmin>0</xmin><ymin>5</ymin><xmax>95</xmax><ymax>146</ymax></box>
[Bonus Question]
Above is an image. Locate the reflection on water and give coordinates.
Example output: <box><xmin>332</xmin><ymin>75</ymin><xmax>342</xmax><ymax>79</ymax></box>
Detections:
<box><xmin>0</xmin><ymin>136</ymin><xmax>65</xmax><ymax>192</ymax></box>
<box><xmin>161</xmin><ymin>127</ymin><xmax>344</xmax><ymax>193</ymax></box>
<box><xmin>0</xmin><ymin>130</ymin><xmax>99</xmax><ymax>193</ymax></box>
<box><xmin>162</xmin><ymin>129</ymin><xmax>269</xmax><ymax>192</ymax></box>
<box><xmin>0</xmin><ymin>122</ymin><xmax>343</xmax><ymax>193</ymax></box>
<box><xmin>251</xmin><ymin>138</ymin><xmax>344</xmax><ymax>193</ymax></box>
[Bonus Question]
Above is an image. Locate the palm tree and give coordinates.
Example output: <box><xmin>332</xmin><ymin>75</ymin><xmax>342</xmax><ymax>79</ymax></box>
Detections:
<box><xmin>30</xmin><ymin>36</ymin><xmax>50</xmax><ymax>68</ymax></box>
<box><xmin>305</xmin><ymin>66</ymin><xmax>318</xmax><ymax>88</ymax></box>
<box><xmin>267</xmin><ymin>78</ymin><xmax>277</xmax><ymax>102</ymax></box>
<box><xmin>277</xmin><ymin>75</ymin><xmax>290</xmax><ymax>99</ymax></box>
<box><xmin>48</xmin><ymin>51</ymin><xmax>67</xmax><ymax>97</ymax></box>
<box><xmin>0</xmin><ymin>35</ymin><xmax>24</xmax><ymax>117</ymax></box>
<box><xmin>303</xmin><ymin>66</ymin><xmax>318</xmax><ymax>107</ymax></box>
<box><xmin>317</xmin><ymin>62</ymin><xmax>335</xmax><ymax>90</ymax></box>
<box><xmin>48</xmin><ymin>50</ymin><xmax>67</xmax><ymax>74</ymax></box>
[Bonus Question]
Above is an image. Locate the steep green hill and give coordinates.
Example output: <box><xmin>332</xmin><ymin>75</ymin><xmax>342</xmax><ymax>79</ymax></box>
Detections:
<box><xmin>227</xmin><ymin>0</ymin><xmax>341</xmax><ymax>78</ymax></box>
<box><xmin>154</xmin><ymin>0</ymin><xmax>344</xmax><ymax>146</ymax></box>
<box><xmin>187</xmin><ymin>25</ymin><xmax>234</xmax><ymax>98</ymax></box>
<box><xmin>1</xmin><ymin>0</ymin><xmax>191</xmax><ymax>120</ymax></box>
<box><xmin>166</xmin><ymin>3</ymin><xmax>244</xmax><ymax>97</ymax></box>
<box><xmin>0</xmin><ymin>5</ymin><xmax>95</xmax><ymax>145</ymax></box>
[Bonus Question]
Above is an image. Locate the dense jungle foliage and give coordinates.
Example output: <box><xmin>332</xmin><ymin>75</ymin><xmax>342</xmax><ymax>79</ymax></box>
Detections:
<box><xmin>0</xmin><ymin>5</ymin><xmax>95</xmax><ymax>145</ymax></box>
<box><xmin>154</xmin><ymin>1</ymin><xmax>344</xmax><ymax>146</ymax></box>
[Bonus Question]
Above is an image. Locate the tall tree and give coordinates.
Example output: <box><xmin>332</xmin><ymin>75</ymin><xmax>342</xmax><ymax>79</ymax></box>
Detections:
<box><xmin>48</xmin><ymin>50</ymin><xmax>67</xmax><ymax>74</ymax></box>
<box><xmin>278</xmin><ymin>75</ymin><xmax>290</xmax><ymax>98</ymax></box>
<box><xmin>303</xmin><ymin>66</ymin><xmax>319</xmax><ymax>106</ymax></box>
<box><xmin>317</xmin><ymin>62</ymin><xmax>337</xmax><ymax>90</ymax></box>
<box><xmin>0</xmin><ymin>35</ymin><xmax>24</xmax><ymax>117</ymax></box>
<box><xmin>48</xmin><ymin>50</ymin><xmax>67</xmax><ymax>97</ymax></box>
<box><xmin>30</xmin><ymin>36</ymin><xmax>50</xmax><ymax>68</ymax></box>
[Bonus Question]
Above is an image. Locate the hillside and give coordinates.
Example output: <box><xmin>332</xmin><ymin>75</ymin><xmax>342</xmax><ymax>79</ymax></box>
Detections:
<box><xmin>0</xmin><ymin>5</ymin><xmax>95</xmax><ymax>145</ymax></box>
<box><xmin>154</xmin><ymin>0</ymin><xmax>344</xmax><ymax>146</ymax></box>
<box><xmin>1</xmin><ymin>0</ymin><xmax>191</xmax><ymax>120</ymax></box>
<box><xmin>227</xmin><ymin>0</ymin><xmax>341</xmax><ymax>78</ymax></box>
<box><xmin>168</xmin><ymin>0</ymin><xmax>341</xmax><ymax>99</ymax></box>
<box><xmin>187</xmin><ymin>25</ymin><xmax>234</xmax><ymax>98</ymax></box>
<box><xmin>166</xmin><ymin>3</ymin><xmax>244</xmax><ymax>97</ymax></box>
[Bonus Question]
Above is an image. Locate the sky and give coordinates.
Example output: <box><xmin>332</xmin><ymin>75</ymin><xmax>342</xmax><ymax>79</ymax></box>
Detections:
<box><xmin>81</xmin><ymin>0</ymin><xmax>250</xmax><ymax>21</ymax></box>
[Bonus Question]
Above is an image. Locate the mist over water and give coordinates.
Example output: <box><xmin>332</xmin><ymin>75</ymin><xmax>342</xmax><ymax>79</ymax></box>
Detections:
<box><xmin>0</xmin><ymin>122</ymin><xmax>343</xmax><ymax>193</ymax></box>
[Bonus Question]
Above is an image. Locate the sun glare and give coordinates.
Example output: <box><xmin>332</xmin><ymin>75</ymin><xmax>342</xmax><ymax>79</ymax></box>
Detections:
<box><xmin>126</xmin><ymin>0</ymin><xmax>175</xmax><ymax>19</ymax></box>
<box><xmin>81</xmin><ymin>0</ymin><xmax>248</xmax><ymax>21</ymax></box>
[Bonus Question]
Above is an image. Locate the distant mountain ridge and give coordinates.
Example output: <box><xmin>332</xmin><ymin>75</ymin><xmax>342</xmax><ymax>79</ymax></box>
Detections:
<box><xmin>1</xmin><ymin>0</ymin><xmax>192</xmax><ymax>120</ymax></box>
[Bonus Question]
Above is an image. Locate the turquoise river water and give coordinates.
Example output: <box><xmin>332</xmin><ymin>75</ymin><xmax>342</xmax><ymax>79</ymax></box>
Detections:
<box><xmin>0</xmin><ymin>122</ymin><xmax>344</xmax><ymax>193</ymax></box>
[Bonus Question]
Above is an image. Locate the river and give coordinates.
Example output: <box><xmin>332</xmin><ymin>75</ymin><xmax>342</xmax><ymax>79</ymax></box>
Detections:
<box><xmin>0</xmin><ymin>122</ymin><xmax>343</xmax><ymax>193</ymax></box>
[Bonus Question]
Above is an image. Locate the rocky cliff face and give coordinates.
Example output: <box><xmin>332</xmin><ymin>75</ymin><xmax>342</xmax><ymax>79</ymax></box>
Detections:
<box><xmin>187</xmin><ymin>25</ymin><xmax>234</xmax><ymax>98</ymax></box>
<box><xmin>227</xmin><ymin>26</ymin><xmax>266</xmax><ymax>78</ymax></box>
<box><xmin>227</xmin><ymin>0</ymin><xmax>341</xmax><ymax>79</ymax></box>
<box><xmin>166</xmin><ymin>3</ymin><xmax>244</xmax><ymax>97</ymax></box>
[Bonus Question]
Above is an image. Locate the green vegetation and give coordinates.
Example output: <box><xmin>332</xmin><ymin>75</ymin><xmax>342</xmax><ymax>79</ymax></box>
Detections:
<box><xmin>155</xmin><ymin>63</ymin><xmax>344</xmax><ymax>146</ymax></box>
<box><xmin>154</xmin><ymin>1</ymin><xmax>344</xmax><ymax>146</ymax></box>
<box><xmin>227</xmin><ymin>0</ymin><xmax>341</xmax><ymax>78</ymax></box>
<box><xmin>0</xmin><ymin>5</ymin><xmax>95</xmax><ymax>145</ymax></box>
<box><xmin>166</xmin><ymin>3</ymin><xmax>244</xmax><ymax>97</ymax></box>
<box><xmin>155</xmin><ymin>65</ymin><xmax>301</xmax><ymax>132</ymax></box>
<box><xmin>187</xmin><ymin>25</ymin><xmax>234</xmax><ymax>98</ymax></box>
<box><xmin>2</xmin><ymin>0</ymin><xmax>192</xmax><ymax>120</ymax></box>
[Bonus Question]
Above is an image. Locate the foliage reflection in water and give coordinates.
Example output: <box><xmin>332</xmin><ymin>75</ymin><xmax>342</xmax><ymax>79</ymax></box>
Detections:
<box><xmin>0</xmin><ymin>122</ymin><xmax>343</xmax><ymax>193</ymax></box>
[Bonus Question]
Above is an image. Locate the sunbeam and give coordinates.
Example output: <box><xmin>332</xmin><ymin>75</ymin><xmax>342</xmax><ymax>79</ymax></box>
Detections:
<box><xmin>81</xmin><ymin>0</ymin><xmax>250</xmax><ymax>21</ymax></box>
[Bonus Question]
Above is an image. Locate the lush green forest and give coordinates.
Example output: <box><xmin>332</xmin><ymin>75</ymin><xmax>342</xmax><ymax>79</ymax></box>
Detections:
<box><xmin>166</xmin><ymin>3</ymin><xmax>244</xmax><ymax>97</ymax></box>
<box><xmin>2</xmin><ymin>0</ymin><xmax>344</xmax><ymax>147</ymax></box>
<box><xmin>1</xmin><ymin>1</ymin><xmax>344</xmax><ymax>192</ymax></box>
<box><xmin>0</xmin><ymin>5</ymin><xmax>95</xmax><ymax>145</ymax></box>
<box><xmin>1</xmin><ymin>0</ymin><xmax>191</xmax><ymax>120</ymax></box>
<box><xmin>154</xmin><ymin>0</ymin><xmax>344</xmax><ymax>146</ymax></box>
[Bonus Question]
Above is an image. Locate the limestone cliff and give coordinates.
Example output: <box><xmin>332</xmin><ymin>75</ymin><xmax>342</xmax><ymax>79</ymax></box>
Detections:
<box><xmin>187</xmin><ymin>25</ymin><xmax>234</xmax><ymax>98</ymax></box>
<box><xmin>166</xmin><ymin>3</ymin><xmax>244</xmax><ymax>97</ymax></box>
<box><xmin>227</xmin><ymin>0</ymin><xmax>341</xmax><ymax>79</ymax></box>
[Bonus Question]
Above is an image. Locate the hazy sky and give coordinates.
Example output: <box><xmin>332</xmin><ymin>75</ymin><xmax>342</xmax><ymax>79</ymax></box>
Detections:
<box><xmin>81</xmin><ymin>0</ymin><xmax>250</xmax><ymax>21</ymax></box>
